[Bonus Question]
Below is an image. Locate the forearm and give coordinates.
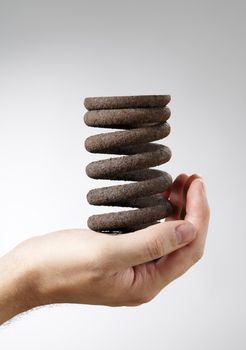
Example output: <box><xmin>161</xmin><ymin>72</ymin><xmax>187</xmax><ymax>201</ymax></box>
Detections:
<box><xmin>0</xmin><ymin>253</ymin><xmax>38</xmax><ymax>325</ymax></box>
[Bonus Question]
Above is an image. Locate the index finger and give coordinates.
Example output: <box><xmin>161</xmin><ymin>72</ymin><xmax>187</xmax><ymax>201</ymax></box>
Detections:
<box><xmin>155</xmin><ymin>178</ymin><xmax>210</xmax><ymax>283</ymax></box>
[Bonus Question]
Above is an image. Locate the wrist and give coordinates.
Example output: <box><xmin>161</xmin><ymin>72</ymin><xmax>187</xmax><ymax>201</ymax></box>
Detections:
<box><xmin>0</xmin><ymin>251</ymin><xmax>40</xmax><ymax>325</ymax></box>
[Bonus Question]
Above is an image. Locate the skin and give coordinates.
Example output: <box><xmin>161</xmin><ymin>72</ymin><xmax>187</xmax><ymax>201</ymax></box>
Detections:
<box><xmin>0</xmin><ymin>173</ymin><xmax>210</xmax><ymax>325</ymax></box>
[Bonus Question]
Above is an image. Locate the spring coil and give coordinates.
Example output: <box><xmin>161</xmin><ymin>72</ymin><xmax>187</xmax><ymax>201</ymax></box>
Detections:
<box><xmin>84</xmin><ymin>95</ymin><xmax>173</xmax><ymax>233</ymax></box>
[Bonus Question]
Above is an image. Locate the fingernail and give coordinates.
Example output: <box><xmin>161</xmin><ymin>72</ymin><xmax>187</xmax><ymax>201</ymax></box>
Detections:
<box><xmin>175</xmin><ymin>222</ymin><xmax>196</xmax><ymax>245</ymax></box>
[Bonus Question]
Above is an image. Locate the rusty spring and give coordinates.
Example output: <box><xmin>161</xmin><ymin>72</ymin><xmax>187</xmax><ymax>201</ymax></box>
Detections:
<box><xmin>84</xmin><ymin>95</ymin><xmax>173</xmax><ymax>233</ymax></box>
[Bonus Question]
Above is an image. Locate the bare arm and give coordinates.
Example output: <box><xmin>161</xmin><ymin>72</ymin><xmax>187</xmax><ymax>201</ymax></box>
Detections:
<box><xmin>0</xmin><ymin>253</ymin><xmax>38</xmax><ymax>324</ymax></box>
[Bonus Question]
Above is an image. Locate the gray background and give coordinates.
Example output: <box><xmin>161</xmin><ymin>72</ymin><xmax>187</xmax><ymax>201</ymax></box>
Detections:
<box><xmin>0</xmin><ymin>0</ymin><xmax>245</xmax><ymax>348</ymax></box>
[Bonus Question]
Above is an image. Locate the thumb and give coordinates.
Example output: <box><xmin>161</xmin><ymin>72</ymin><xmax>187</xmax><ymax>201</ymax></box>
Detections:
<box><xmin>114</xmin><ymin>220</ymin><xmax>197</xmax><ymax>267</ymax></box>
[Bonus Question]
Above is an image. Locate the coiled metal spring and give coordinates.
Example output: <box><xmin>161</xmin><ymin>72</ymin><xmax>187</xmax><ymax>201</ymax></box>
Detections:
<box><xmin>84</xmin><ymin>95</ymin><xmax>173</xmax><ymax>233</ymax></box>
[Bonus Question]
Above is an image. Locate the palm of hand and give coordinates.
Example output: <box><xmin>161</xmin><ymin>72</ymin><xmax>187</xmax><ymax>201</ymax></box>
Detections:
<box><xmin>104</xmin><ymin>173</ymin><xmax>209</xmax><ymax>305</ymax></box>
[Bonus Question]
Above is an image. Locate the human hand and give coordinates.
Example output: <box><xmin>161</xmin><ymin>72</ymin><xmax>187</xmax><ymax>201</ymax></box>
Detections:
<box><xmin>0</xmin><ymin>173</ymin><xmax>209</xmax><ymax>325</ymax></box>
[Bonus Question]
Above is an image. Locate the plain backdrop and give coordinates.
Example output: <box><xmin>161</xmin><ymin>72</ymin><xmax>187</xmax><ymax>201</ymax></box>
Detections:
<box><xmin>0</xmin><ymin>0</ymin><xmax>246</xmax><ymax>349</ymax></box>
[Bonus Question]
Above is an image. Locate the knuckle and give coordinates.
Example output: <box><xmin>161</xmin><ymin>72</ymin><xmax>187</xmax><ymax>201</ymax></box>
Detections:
<box><xmin>128</xmin><ymin>284</ymin><xmax>157</xmax><ymax>306</ymax></box>
<box><xmin>169</xmin><ymin>229</ymin><xmax>178</xmax><ymax>248</ymax></box>
<box><xmin>203</xmin><ymin>200</ymin><xmax>210</xmax><ymax>223</ymax></box>
<box><xmin>142</xmin><ymin>293</ymin><xmax>154</xmax><ymax>304</ymax></box>
<box><xmin>207</xmin><ymin>205</ymin><xmax>211</xmax><ymax>221</ymax></box>
<box><xmin>191</xmin><ymin>248</ymin><xmax>204</xmax><ymax>264</ymax></box>
<box><xmin>146</xmin><ymin>234</ymin><xmax>165</xmax><ymax>260</ymax></box>
<box><xmin>129</xmin><ymin>292</ymin><xmax>154</xmax><ymax>306</ymax></box>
